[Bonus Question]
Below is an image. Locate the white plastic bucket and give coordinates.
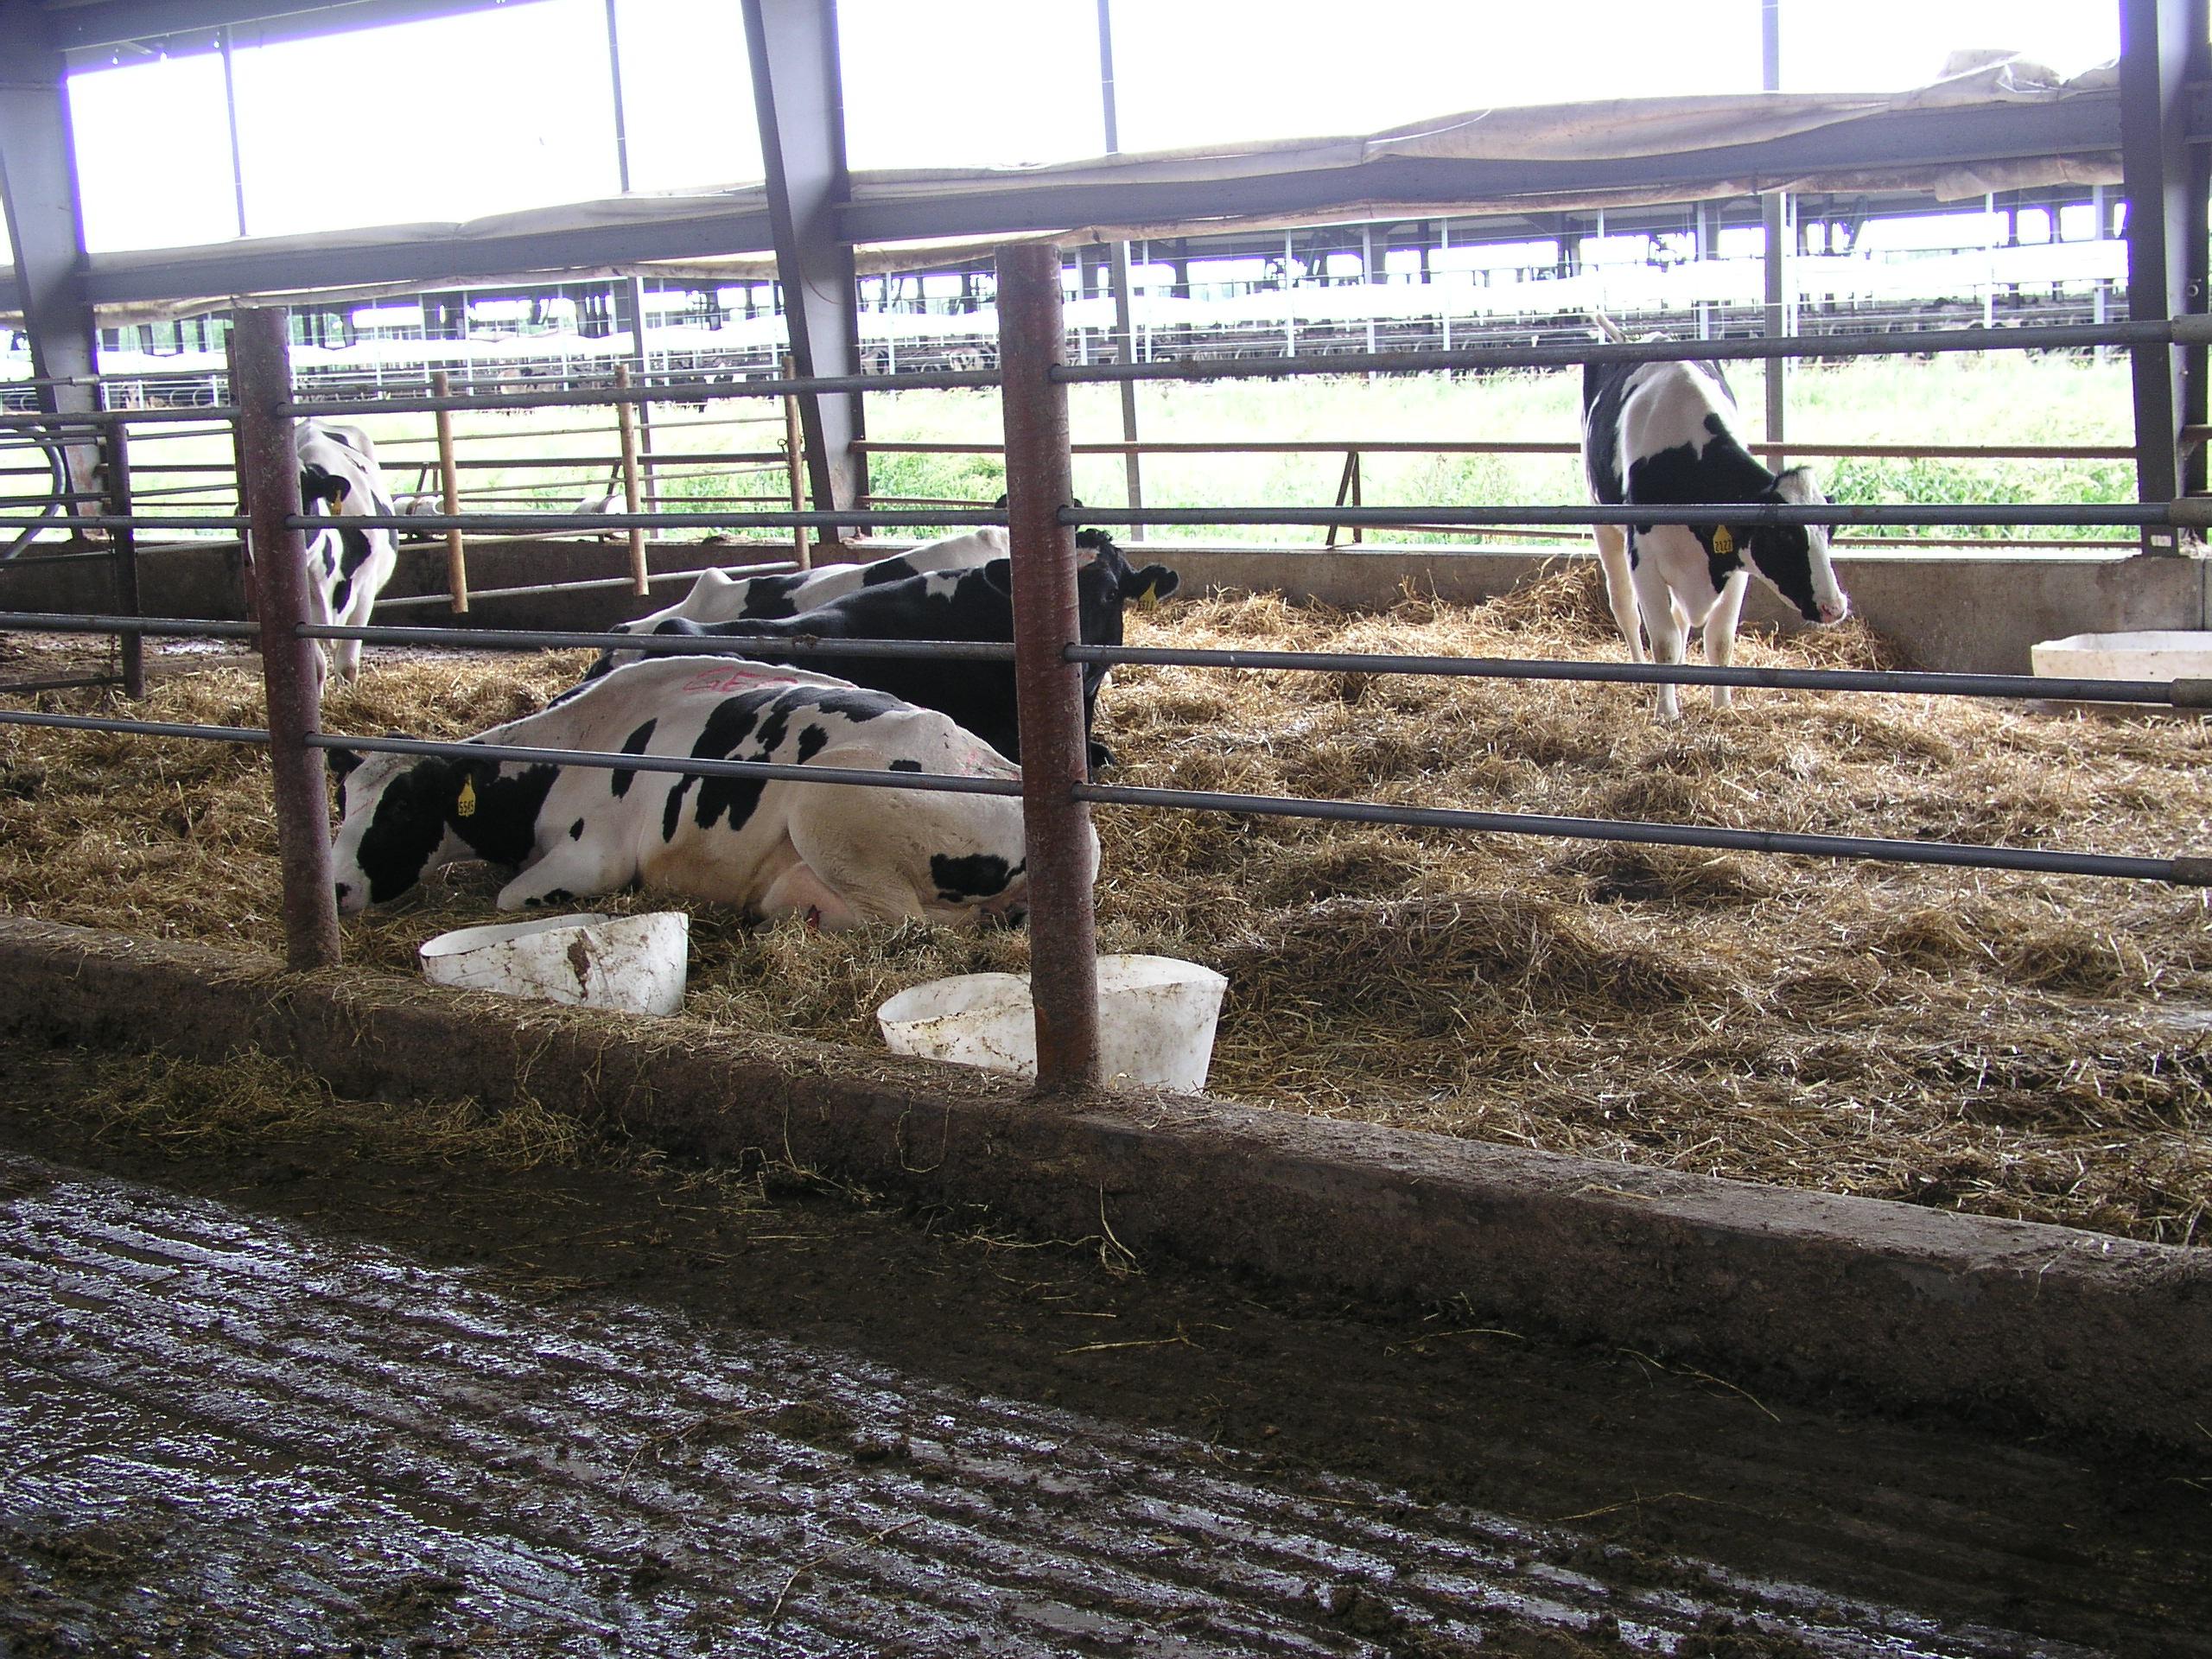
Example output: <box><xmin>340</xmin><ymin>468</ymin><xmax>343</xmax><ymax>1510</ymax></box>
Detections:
<box><xmin>419</xmin><ymin>911</ymin><xmax>689</xmax><ymax>1016</ymax></box>
<box><xmin>2030</xmin><ymin>632</ymin><xmax>2212</xmax><ymax>714</ymax></box>
<box><xmin>876</xmin><ymin>955</ymin><xmax>1229</xmax><ymax>1092</ymax></box>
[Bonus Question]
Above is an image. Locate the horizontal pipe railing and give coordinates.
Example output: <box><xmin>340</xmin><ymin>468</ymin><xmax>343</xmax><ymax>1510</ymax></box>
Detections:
<box><xmin>1071</xmin><ymin>643</ymin><xmax>2207</xmax><ymax>708</ymax></box>
<box><xmin>371</xmin><ymin>561</ymin><xmax>795</xmax><ymax>609</ymax></box>
<box><xmin>1056</xmin><ymin>318</ymin><xmax>2212</xmax><ymax>385</ymax></box>
<box><xmin>858</xmin><ymin>438</ymin><xmax>2142</xmax><ymax>462</ymax></box>
<box><xmin>304</xmin><ymin>621</ymin><xmax>1018</xmax><ymax>664</ymax></box>
<box><xmin>3</xmin><ymin>499</ymin><xmax>2152</xmax><ymax>537</ymax></box>
<box><xmin>0</xmin><ymin>709</ymin><xmax>1020</xmax><ymax>800</ymax></box>
<box><xmin>300</xmin><ymin>734</ymin><xmax>1025</xmax><ymax>799</ymax></box>
<box><xmin>1075</xmin><ymin>782</ymin><xmax>2212</xmax><ymax>887</ymax></box>
<box><xmin>1060</xmin><ymin>503</ymin><xmax>2178</xmax><ymax>529</ymax></box>
<box><xmin>10</xmin><ymin>613</ymin><xmax>2200</xmax><ymax>706</ymax></box>
<box><xmin>0</xmin><ymin>406</ymin><xmax>237</xmax><ymax>429</ymax></box>
<box><xmin>283</xmin><ymin>366</ymin><xmax>1000</xmax><ymax>419</ymax></box>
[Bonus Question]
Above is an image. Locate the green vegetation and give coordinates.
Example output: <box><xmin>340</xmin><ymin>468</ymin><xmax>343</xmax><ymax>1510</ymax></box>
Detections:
<box><xmin>106</xmin><ymin>352</ymin><xmax>2140</xmax><ymax>550</ymax></box>
<box><xmin>861</xmin><ymin>351</ymin><xmax>2138</xmax><ymax>545</ymax></box>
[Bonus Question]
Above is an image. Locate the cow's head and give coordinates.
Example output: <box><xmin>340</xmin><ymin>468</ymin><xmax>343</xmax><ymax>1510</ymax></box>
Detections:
<box><xmin>300</xmin><ymin>461</ymin><xmax>350</xmax><ymax>517</ymax></box>
<box><xmin>327</xmin><ymin>747</ymin><xmax>496</xmax><ymax>912</ymax></box>
<box><xmin>1731</xmin><ymin>467</ymin><xmax>1848</xmax><ymax>626</ymax></box>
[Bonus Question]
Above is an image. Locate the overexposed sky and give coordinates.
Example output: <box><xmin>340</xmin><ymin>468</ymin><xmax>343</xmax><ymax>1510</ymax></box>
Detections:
<box><xmin>45</xmin><ymin>0</ymin><xmax>2123</xmax><ymax>254</ymax></box>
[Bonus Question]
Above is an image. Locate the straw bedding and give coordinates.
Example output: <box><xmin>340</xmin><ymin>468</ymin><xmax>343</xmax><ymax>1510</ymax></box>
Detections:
<box><xmin>2</xmin><ymin>565</ymin><xmax>2207</xmax><ymax>1245</ymax></box>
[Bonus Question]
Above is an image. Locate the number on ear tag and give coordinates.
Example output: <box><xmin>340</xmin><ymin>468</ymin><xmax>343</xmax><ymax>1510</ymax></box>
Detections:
<box><xmin>1711</xmin><ymin>524</ymin><xmax>1736</xmax><ymax>558</ymax></box>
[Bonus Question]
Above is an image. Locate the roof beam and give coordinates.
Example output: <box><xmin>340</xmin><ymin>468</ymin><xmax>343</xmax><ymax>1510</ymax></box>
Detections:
<box><xmin>0</xmin><ymin>3</ymin><xmax>99</xmax><ymax>435</ymax></box>
<box><xmin>743</xmin><ymin>0</ymin><xmax>864</xmax><ymax>531</ymax></box>
<box><xmin>41</xmin><ymin>0</ymin><xmax>534</xmax><ymax>59</ymax></box>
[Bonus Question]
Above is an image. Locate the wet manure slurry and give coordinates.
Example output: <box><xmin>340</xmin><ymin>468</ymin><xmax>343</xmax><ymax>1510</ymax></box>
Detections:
<box><xmin>0</xmin><ymin>1044</ymin><xmax>2206</xmax><ymax>1656</ymax></box>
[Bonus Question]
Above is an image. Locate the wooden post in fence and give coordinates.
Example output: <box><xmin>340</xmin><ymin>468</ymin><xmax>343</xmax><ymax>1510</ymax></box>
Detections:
<box><xmin>231</xmin><ymin>306</ymin><xmax>341</xmax><ymax>971</ymax></box>
<box><xmin>432</xmin><ymin>370</ymin><xmax>467</xmax><ymax>613</ymax></box>
<box><xmin>614</xmin><ymin>363</ymin><xmax>648</xmax><ymax>594</ymax></box>
<box><xmin>781</xmin><ymin>353</ymin><xmax>810</xmax><ymax>570</ymax></box>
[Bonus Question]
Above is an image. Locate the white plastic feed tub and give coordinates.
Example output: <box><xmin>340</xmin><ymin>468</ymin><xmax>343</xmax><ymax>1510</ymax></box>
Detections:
<box><xmin>877</xmin><ymin>955</ymin><xmax>1228</xmax><ymax>1092</ymax></box>
<box><xmin>2030</xmin><ymin>631</ymin><xmax>2212</xmax><ymax>707</ymax></box>
<box><xmin>419</xmin><ymin>911</ymin><xmax>689</xmax><ymax>1016</ymax></box>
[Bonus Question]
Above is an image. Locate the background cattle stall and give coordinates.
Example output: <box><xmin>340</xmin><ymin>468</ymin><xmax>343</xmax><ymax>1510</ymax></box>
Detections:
<box><xmin>2</xmin><ymin>560</ymin><xmax>2205</xmax><ymax>1247</ymax></box>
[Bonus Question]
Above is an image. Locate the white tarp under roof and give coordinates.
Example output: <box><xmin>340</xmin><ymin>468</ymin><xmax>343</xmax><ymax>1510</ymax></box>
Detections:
<box><xmin>3</xmin><ymin>54</ymin><xmax>2123</xmax><ymax>328</ymax></box>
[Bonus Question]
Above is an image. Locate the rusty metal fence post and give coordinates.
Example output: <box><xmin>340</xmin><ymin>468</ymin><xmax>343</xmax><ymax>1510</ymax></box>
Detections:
<box><xmin>232</xmin><ymin>306</ymin><xmax>342</xmax><ymax>970</ymax></box>
<box><xmin>996</xmin><ymin>241</ymin><xmax>1100</xmax><ymax>1091</ymax></box>
<box><xmin>102</xmin><ymin>421</ymin><xmax>144</xmax><ymax>698</ymax></box>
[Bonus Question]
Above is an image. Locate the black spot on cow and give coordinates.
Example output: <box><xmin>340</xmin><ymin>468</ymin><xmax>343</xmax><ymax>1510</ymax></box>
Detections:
<box><xmin>860</xmin><ymin>556</ymin><xmax>922</xmax><ymax>587</ymax></box>
<box><xmin>569</xmin><ymin>817</ymin><xmax>586</xmax><ymax>841</ymax></box>
<box><xmin>611</xmin><ymin>718</ymin><xmax>657</xmax><ymax>798</ymax></box>
<box><xmin>794</xmin><ymin>723</ymin><xmax>829</xmax><ymax>765</ymax></box>
<box><xmin>660</xmin><ymin>687</ymin><xmax>783</xmax><ymax>840</ymax></box>
<box><xmin>931</xmin><ymin>851</ymin><xmax>1021</xmax><ymax>902</ymax></box>
<box><xmin>351</xmin><ymin>756</ymin><xmax>462</xmax><ymax>905</ymax></box>
<box><xmin>888</xmin><ymin>758</ymin><xmax>923</xmax><ymax>772</ymax></box>
<box><xmin>448</xmin><ymin>761</ymin><xmax>559</xmax><ymax>868</ymax></box>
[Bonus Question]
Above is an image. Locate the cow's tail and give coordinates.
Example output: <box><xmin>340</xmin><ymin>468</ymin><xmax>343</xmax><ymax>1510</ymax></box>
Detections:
<box><xmin>1588</xmin><ymin>308</ymin><xmax>1630</xmax><ymax>344</ymax></box>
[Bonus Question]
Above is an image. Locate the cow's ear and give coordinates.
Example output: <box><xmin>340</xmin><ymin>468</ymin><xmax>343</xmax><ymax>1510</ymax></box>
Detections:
<box><xmin>449</xmin><ymin>757</ymin><xmax>495</xmax><ymax>823</ymax></box>
<box><xmin>1126</xmin><ymin>563</ymin><xmax>1179</xmax><ymax>607</ymax></box>
<box><xmin>979</xmin><ymin>558</ymin><xmax>1014</xmax><ymax>595</ymax></box>
<box><xmin>326</xmin><ymin>747</ymin><xmax>362</xmax><ymax>780</ymax></box>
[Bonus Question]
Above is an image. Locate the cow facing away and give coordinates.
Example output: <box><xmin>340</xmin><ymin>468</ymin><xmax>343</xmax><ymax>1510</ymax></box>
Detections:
<box><xmin>1580</xmin><ymin>358</ymin><xmax>1849</xmax><ymax>721</ymax></box>
<box><xmin>618</xmin><ymin>530</ymin><xmax>1179</xmax><ymax>769</ymax></box>
<box><xmin>594</xmin><ymin>528</ymin><xmax>1009</xmax><ymax>674</ymax></box>
<box><xmin>293</xmin><ymin>419</ymin><xmax>397</xmax><ymax>686</ymax></box>
<box><xmin>327</xmin><ymin>656</ymin><xmax>1084</xmax><ymax>926</ymax></box>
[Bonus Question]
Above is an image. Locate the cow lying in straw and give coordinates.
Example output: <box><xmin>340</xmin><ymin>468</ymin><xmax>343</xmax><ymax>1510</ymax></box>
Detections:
<box><xmin>328</xmin><ymin>656</ymin><xmax>1082</xmax><ymax>926</ymax></box>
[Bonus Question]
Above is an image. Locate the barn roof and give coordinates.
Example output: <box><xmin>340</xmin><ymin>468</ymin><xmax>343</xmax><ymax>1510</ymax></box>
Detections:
<box><xmin>3</xmin><ymin>54</ymin><xmax>2136</xmax><ymax>327</ymax></box>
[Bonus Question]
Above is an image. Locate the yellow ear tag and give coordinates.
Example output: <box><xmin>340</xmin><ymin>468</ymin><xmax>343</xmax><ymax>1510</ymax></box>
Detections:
<box><xmin>1711</xmin><ymin>524</ymin><xmax>1737</xmax><ymax>558</ymax></box>
<box><xmin>1136</xmin><ymin>581</ymin><xmax>1160</xmax><ymax>609</ymax></box>
<box><xmin>455</xmin><ymin>777</ymin><xmax>478</xmax><ymax>818</ymax></box>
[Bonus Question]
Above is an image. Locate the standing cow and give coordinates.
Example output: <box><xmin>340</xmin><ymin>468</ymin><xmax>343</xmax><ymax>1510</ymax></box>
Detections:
<box><xmin>328</xmin><ymin>656</ymin><xmax>1086</xmax><ymax>926</ymax></box>
<box><xmin>1580</xmin><ymin>357</ymin><xmax>1849</xmax><ymax>721</ymax></box>
<box><xmin>293</xmin><ymin>419</ymin><xmax>398</xmax><ymax>685</ymax></box>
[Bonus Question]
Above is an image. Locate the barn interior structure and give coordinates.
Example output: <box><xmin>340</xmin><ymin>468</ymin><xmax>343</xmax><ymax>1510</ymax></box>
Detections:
<box><xmin>3</xmin><ymin>3</ymin><xmax>2210</xmax><ymax>1655</ymax></box>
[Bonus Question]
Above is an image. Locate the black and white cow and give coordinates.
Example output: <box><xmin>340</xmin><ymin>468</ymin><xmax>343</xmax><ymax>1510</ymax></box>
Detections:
<box><xmin>616</xmin><ymin>530</ymin><xmax>1179</xmax><ymax>768</ymax></box>
<box><xmin>294</xmin><ymin>419</ymin><xmax>398</xmax><ymax>685</ymax></box>
<box><xmin>1580</xmin><ymin>358</ymin><xmax>1849</xmax><ymax>721</ymax></box>
<box><xmin>595</xmin><ymin>527</ymin><xmax>1009</xmax><ymax>673</ymax></box>
<box><xmin>328</xmin><ymin>655</ymin><xmax>1084</xmax><ymax>925</ymax></box>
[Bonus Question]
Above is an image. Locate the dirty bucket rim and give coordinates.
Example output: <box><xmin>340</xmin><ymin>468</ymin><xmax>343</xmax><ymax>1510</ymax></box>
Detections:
<box><xmin>418</xmin><ymin>911</ymin><xmax>615</xmax><ymax>961</ymax></box>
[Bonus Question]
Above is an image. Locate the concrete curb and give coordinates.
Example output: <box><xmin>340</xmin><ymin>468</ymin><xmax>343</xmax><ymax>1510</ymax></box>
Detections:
<box><xmin>2</xmin><ymin>915</ymin><xmax>2205</xmax><ymax>1449</ymax></box>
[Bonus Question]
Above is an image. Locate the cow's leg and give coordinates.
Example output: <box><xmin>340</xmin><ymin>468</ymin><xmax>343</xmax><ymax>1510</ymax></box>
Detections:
<box><xmin>1702</xmin><ymin>569</ymin><xmax>1751</xmax><ymax>711</ymax></box>
<box><xmin>1594</xmin><ymin>524</ymin><xmax>1644</xmax><ymax>662</ymax></box>
<box><xmin>756</xmin><ymin>855</ymin><xmax>865</xmax><ymax>930</ymax></box>
<box><xmin>1635</xmin><ymin>568</ymin><xmax>1688</xmax><ymax>722</ymax></box>
<box><xmin>494</xmin><ymin>840</ymin><xmax>625</xmax><ymax>911</ymax></box>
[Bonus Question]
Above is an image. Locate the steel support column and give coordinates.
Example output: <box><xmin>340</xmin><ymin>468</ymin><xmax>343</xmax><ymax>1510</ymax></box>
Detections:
<box><xmin>0</xmin><ymin>3</ymin><xmax>100</xmax><ymax>489</ymax></box>
<box><xmin>1097</xmin><ymin>0</ymin><xmax>1144</xmax><ymax>541</ymax></box>
<box><xmin>1760</xmin><ymin>0</ymin><xmax>1789</xmax><ymax>458</ymax></box>
<box><xmin>996</xmin><ymin>242</ymin><xmax>1101</xmax><ymax>1094</ymax></box>
<box><xmin>2120</xmin><ymin>0</ymin><xmax>2212</xmax><ymax>543</ymax></box>
<box><xmin>741</xmin><ymin>0</ymin><xmax>865</xmax><ymax>534</ymax></box>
